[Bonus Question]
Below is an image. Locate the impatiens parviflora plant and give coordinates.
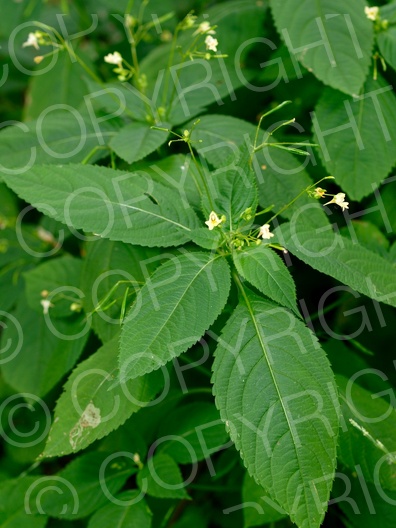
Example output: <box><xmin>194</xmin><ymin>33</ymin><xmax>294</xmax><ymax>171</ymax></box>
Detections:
<box><xmin>3</xmin><ymin>94</ymin><xmax>341</xmax><ymax>528</ymax></box>
<box><xmin>4</xmin><ymin>2</ymin><xmax>396</xmax><ymax>527</ymax></box>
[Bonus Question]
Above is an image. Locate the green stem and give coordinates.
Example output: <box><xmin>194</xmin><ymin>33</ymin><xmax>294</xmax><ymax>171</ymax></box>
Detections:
<box><xmin>81</xmin><ymin>146</ymin><xmax>109</xmax><ymax>165</ymax></box>
<box><xmin>266</xmin><ymin>176</ymin><xmax>334</xmax><ymax>224</ymax></box>
<box><xmin>162</xmin><ymin>26</ymin><xmax>180</xmax><ymax>108</ymax></box>
<box><xmin>253</xmin><ymin>100</ymin><xmax>292</xmax><ymax>150</ymax></box>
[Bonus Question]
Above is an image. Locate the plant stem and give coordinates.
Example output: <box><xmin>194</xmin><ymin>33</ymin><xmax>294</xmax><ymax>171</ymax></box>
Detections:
<box><xmin>162</xmin><ymin>26</ymin><xmax>180</xmax><ymax>108</ymax></box>
<box><xmin>266</xmin><ymin>176</ymin><xmax>334</xmax><ymax>224</ymax></box>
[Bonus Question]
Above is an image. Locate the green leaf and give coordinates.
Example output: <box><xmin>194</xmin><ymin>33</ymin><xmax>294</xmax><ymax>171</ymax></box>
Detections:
<box><xmin>110</xmin><ymin>122</ymin><xmax>169</xmax><ymax>164</ymax></box>
<box><xmin>377</xmin><ymin>3</ymin><xmax>396</xmax><ymax>71</ymax></box>
<box><xmin>2</xmin><ymin>164</ymin><xmax>201</xmax><ymax>248</ymax></box>
<box><xmin>312</xmin><ymin>75</ymin><xmax>396</xmax><ymax>200</ymax></box>
<box><xmin>339</xmin><ymin>220</ymin><xmax>390</xmax><ymax>258</ymax></box>
<box><xmin>336</xmin><ymin>374</ymin><xmax>396</xmax><ymax>491</ymax></box>
<box><xmin>377</xmin><ymin>27</ymin><xmax>396</xmax><ymax>71</ymax></box>
<box><xmin>233</xmin><ymin>245</ymin><xmax>299</xmax><ymax>315</ymax></box>
<box><xmin>255</xmin><ymin>146</ymin><xmax>329</xmax><ymax>227</ymax></box>
<box><xmin>0</xmin><ymin>183</ymin><xmax>18</xmax><ymax>227</ymax></box>
<box><xmin>137</xmin><ymin>454</ymin><xmax>189</xmax><ymax>499</ymax></box>
<box><xmin>80</xmin><ymin>238</ymin><xmax>160</xmax><ymax>342</ymax></box>
<box><xmin>119</xmin><ymin>252</ymin><xmax>231</xmax><ymax>381</ymax></box>
<box><xmin>0</xmin><ymin>226</ymin><xmax>46</xmax><ymax>312</ymax></box>
<box><xmin>0</xmin><ymin>110</ymin><xmax>117</xmax><ymax>179</ymax></box>
<box><xmin>42</xmin><ymin>338</ymin><xmax>163</xmax><ymax>458</ymax></box>
<box><xmin>0</xmin><ymin>477</ymin><xmax>48</xmax><ymax>528</ymax></box>
<box><xmin>242</xmin><ymin>473</ymin><xmax>287</xmax><ymax>528</ymax></box>
<box><xmin>1</xmin><ymin>299</ymin><xmax>88</xmax><ymax>397</ymax></box>
<box><xmin>24</xmin><ymin>52</ymin><xmax>89</xmax><ymax>121</ymax></box>
<box><xmin>132</xmin><ymin>154</ymin><xmax>201</xmax><ymax>211</ymax></box>
<box><xmin>189</xmin><ymin>115</ymin><xmax>256</xmax><ymax>169</ymax></box>
<box><xmin>87</xmin><ymin>491</ymin><xmax>152</xmax><ymax>528</ymax></box>
<box><xmin>83</xmin><ymin>79</ymin><xmax>148</xmax><ymax>123</ymax></box>
<box><xmin>334</xmin><ymin>468</ymin><xmax>396</xmax><ymax>528</ymax></box>
<box><xmin>202</xmin><ymin>148</ymin><xmax>258</xmax><ymax>230</ymax></box>
<box><xmin>28</xmin><ymin>451</ymin><xmax>136</xmax><ymax>519</ymax></box>
<box><xmin>140</xmin><ymin>1</ymin><xmax>267</xmax><ymax>125</ymax></box>
<box><xmin>212</xmin><ymin>291</ymin><xmax>339</xmax><ymax>528</ymax></box>
<box><xmin>157</xmin><ymin>402</ymin><xmax>228</xmax><ymax>464</ymax></box>
<box><xmin>24</xmin><ymin>255</ymin><xmax>83</xmax><ymax>318</ymax></box>
<box><xmin>277</xmin><ymin>218</ymin><xmax>396</xmax><ymax>309</ymax></box>
<box><xmin>270</xmin><ymin>0</ymin><xmax>373</xmax><ymax>95</ymax></box>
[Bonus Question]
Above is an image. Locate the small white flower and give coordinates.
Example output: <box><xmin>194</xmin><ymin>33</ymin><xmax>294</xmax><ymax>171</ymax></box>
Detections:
<box><xmin>40</xmin><ymin>299</ymin><xmax>54</xmax><ymax>315</ymax></box>
<box><xmin>104</xmin><ymin>51</ymin><xmax>123</xmax><ymax>66</ymax></box>
<box><xmin>205</xmin><ymin>211</ymin><xmax>222</xmax><ymax>230</ymax></box>
<box><xmin>194</xmin><ymin>21</ymin><xmax>216</xmax><ymax>35</ymax></box>
<box><xmin>364</xmin><ymin>6</ymin><xmax>379</xmax><ymax>21</ymax></box>
<box><xmin>324</xmin><ymin>192</ymin><xmax>349</xmax><ymax>211</ymax></box>
<box><xmin>22</xmin><ymin>32</ymin><xmax>40</xmax><ymax>50</ymax></box>
<box><xmin>258</xmin><ymin>224</ymin><xmax>274</xmax><ymax>240</ymax></box>
<box><xmin>205</xmin><ymin>35</ymin><xmax>218</xmax><ymax>52</ymax></box>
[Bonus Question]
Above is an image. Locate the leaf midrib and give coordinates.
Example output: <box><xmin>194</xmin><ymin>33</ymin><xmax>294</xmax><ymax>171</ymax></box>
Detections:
<box><xmin>124</xmin><ymin>255</ymin><xmax>222</xmax><ymax>377</ymax></box>
<box><xmin>238</xmin><ymin>290</ymin><xmax>311</xmax><ymax>522</ymax></box>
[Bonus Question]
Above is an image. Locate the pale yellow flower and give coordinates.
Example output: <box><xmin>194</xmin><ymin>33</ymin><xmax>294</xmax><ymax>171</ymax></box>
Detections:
<box><xmin>364</xmin><ymin>6</ymin><xmax>379</xmax><ymax>21</ymax></box>
<box><xmin>258</xmin><ymin>224</ymin><xmax>274</xmax><ymax>240</ymax></box>
<box><xmin>104</xmin><ymin>51</ymin><xmax>123</xmax><ymax>66</ymax></box>
<box><xmin>324</xmin><ymin>192</ymin><xmax>349</xmax><ymax>211</ymax></box>
<box><xmin>194</xmin><ymin>21</ymin><xmax>216</xmax><ymax>35</ymax></box>
<box><xmin>40</xmin><ymin>299</ymin><xmax>54</xmax><ymax>315</ymax></box>
<box><xmin>22</xmin><ymin>32</ymin><xmax>40</xmax><ymax>50</ymax></box>
<box><xmin>205</xmin><ymin>35</ymin><xmax>218</xmax><ymax>52</ymax></box>
<box><xmin>205</xmin><ymin>211</ymin><xmax>222</xmax><ymax>230</ymax></box>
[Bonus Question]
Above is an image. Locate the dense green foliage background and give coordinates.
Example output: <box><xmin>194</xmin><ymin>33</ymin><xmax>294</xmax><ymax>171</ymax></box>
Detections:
<box><xmin>0</xmin><ymin>1</ymin><xmax>396</xmax><ymax>527</ymax></box>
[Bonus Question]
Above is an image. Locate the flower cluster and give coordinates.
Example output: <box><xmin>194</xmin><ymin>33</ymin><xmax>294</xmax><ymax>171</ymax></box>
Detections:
<box><xmin>309</xmin><ymin>187</ymin><xmax>349</xmax><ymax>211</ymax></box>
<box><xmin>104</xmin><ymin>52</ymin><xmax>133</xmax><ymax>82</ymax></box>
<box><xmin>22</xmin><ymin>30</ymin><xmax>59</xmax><ymax>63</ymax></box>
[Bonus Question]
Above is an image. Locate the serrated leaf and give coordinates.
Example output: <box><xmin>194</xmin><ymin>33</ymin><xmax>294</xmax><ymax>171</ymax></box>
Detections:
<box><xmin>119</xmin><ymin>252</ymin><xmax>231</xmax><ymax>381</ymax></box>
<box><xmin>133</xmin><ymin>154</ymin><xmax>201</xmax><ymax>210</ymax></box>
<box><xmin>0</xmin><ymin>110</ymin><xmax>117</xmax><ymax>179</ymax></box>
<box><xmin>24</xmin><ymin>255</ymin><xmax>82</xmax><ymax>318</ymax></box>
<box><xmin>312</xmin><ymin>75</ymin><xmax>396</xmax><ymax>200</ymax></box>
<box><xmin>28</xmin><ymin>451</ymin><xmax>135</xmax><ymax>519</ymax></box>
<box><xmin>87</xmin><ymin>491</ymin><xmax>152</xmax><ymax>528</ymax></box>
<box><xmin>277</xmin><ymin>218</ymin><xmax>396</xmax><ymax>309</ymax></box>
<box><xmin>336</xmin><ymin>375</ymin><xmax>396</xmax><ymax>491</ymax></box>
<box><xmin>212</xmin><ymin>292</ymin><xmax>339</xmax><ymax>528</ymax></box>
<box><xmin>202</xmin><ymin>148</ymin><xmax>258</xmax><ymax>230</ymax></box>
<box><xmin>137</xmin><ymin>454</ymin><xmax>189</xmax><ymax>499</ymax></box>
<box><xmin>233</xmin><ymin>245</ymin><xmax>299</xmax><ymax>315</ymax></box>
<box><xmin>43</xmin><ymin>338</ymin><xmax>163</xmax><ymax>458</ymax></box>
<box><xmin>110</xmin><ymin>122</ymin><xmax>169</xmax><ymax>164</ymax></box>
<box><xmin>1</xmin><ymin>299</ymin><xmax>88</xmax><ymax>397</ymax></box>
<box><xmin>2</xmin><ymin>164</ymin><xmax>201</xmax><ymax>248</ymax></box>
<box><xmin>189</xmin><ymin>115</ymin><xmax>256</xmax><ymax>169</ymax></box>
<box><xmin>271</xmin><ymin>0</ymin><xmax>373</xmax><ymax>95</ymax></box>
